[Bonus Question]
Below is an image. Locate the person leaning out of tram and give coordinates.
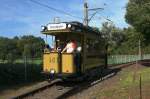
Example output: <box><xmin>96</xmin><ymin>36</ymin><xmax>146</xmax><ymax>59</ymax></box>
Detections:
<box><xmin>61</xmin><ymin>40</ymin><xmax>82</xmax><ymax>74</ymax></box>
<box><xmin>61</xmin><ymin>40</ymin><xmax>77</xmax><ymax>53</ymax></box>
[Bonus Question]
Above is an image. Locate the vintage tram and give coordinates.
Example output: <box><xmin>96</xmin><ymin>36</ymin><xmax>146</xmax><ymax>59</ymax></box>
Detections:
<box><xmin>41</xmin><ymin>21</ymin><xmax>107</xmax><ymax>81</ymax></box>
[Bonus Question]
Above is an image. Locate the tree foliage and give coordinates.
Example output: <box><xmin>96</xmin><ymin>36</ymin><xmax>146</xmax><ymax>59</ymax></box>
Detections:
<box><xmin>125</xmin><ymin>0</ymin><xmax>150</xmax><ymax>43</ymax></box>
<box><xmin>17</xmin><ymin>35</ymin><xmax>45</xmax><ymax>58</ymax></box>
<box><xmin>0</xmin><ymin>37</ymin><xmax>9</xmax><ymax>61</ymax></box>
<box><xmin>0</xmin><ymin>35</ymin><xmax>45</xmax><ymax>63</ymax></box>
<box><xmin>100</xmin><ymin>22</ymin><xmax>150</xmax><ymax>55</ymax></box>
<box><xmin>100</xmin><ymin>22</ymin><xmax>125</xmax><ymax>53</ymax></box>
<box><xmin>112</xmin><ymin>28</ymin><xmax>140</xmax><ymax>54</ymax></box>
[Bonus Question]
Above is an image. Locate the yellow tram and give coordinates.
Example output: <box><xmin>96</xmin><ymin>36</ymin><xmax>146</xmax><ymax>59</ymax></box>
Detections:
<box><xmin>41</xmin><ymin>21</ymin><xmax>107</xmax><ymax>80</ymax></box>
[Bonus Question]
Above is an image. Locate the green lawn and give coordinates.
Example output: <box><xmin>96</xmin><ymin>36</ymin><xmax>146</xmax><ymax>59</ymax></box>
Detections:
<box><xmin>14</xmin><ymin>59</ymin><xmax>42</xmax><ymax>64</ymax></box>
<box><xmin>0</xmin><ymin>59</ymin><xmax>42</xmax><ymax>64</ymax></box>
<box><xmin>98</xmin><ymin>66</ymin><xmax>150</xmax><ymax>99</ymax></box>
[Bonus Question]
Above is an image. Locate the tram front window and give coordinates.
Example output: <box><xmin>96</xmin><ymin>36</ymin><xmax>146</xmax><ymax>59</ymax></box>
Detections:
<box><xmin>44</xmin><ymin>44</ymin><xmax>51</xmax><ymax>53</ymax></box>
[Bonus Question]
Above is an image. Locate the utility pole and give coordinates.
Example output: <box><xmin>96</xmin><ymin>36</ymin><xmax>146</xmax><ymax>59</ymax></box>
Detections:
<box><xmin>84</xmin><ymin>0</ymin><xmax>88</xmax><ymax>26</ymax></box>
<box><xmin>83</xmin><ymin>0</ymin><xmax>104</xmax><ymax>26</ymax></box>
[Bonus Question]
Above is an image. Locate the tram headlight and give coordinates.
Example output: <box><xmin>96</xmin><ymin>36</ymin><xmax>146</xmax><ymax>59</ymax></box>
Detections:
<box><xmin>50</xmin><ymin>69</ymin><xmax>55</xmax><ymax>74</ymax></box>
<box><xmin>41</xmin><ymin>26</ymin><xmax>47</xmax><ymax>31</ymax></box>
<box><xmin>68</xmin><ymin>24</ymin><xmax>71</xmax><ymax>28</ymax></box>
<box><xmin>71</xmin><ymin>26</ymin><xmax>75</xmax><ymax>30</ymax></box>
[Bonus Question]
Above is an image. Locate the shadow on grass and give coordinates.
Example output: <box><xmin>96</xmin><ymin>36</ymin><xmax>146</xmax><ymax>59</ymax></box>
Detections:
<box><xmin>140</xmin><ymin>59</ymin><xmax>150</xmax><ymax>67</ymax></box>
<box><xmin>0</xmin><ymin>63</ymin><xmax>44</xmax><ymax>92</ymax></box>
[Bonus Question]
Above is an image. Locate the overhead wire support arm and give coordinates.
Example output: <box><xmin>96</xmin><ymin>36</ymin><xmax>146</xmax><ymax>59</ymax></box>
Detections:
<box><xmin>88</xmin><ymin>8</ymin><xmax>104</xmax><ymax>11</ymax></box>
<box><xmin>83</xmin><ymin>0</ymin><xmax>104</xmax><ymax>26</ymax></box>
<box><xmin>88</xmin><ymin>8</ymin><xmax>104</xmax><ymax>23</ymax></box>
<box><xmin>88</xmin><ymin>11</ymin><xmax>99</xmax><ymax>23</ymax></box>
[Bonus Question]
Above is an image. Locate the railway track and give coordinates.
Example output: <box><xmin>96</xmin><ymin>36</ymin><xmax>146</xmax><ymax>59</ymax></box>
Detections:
<box><xmin>25</xmin><ymin>81</ymin><xmax>79</xmax><ymax>99</ymax></box>
<box><xmin>12</xmin><ymin>79</ymin><xmax>62</xmax><ymax>99</ymax></box>
<box><xmin>11</xmin><ymin>61</ymin><xmax>146</xmax><ymax>99</ymax></box>
<box><xmin>12</xmin><ymin>78</ymin><xmax>81</xmax><ymax>99</ymax></box>
<box><xmin>12</xmin><ymin>69</ymin><xmax>118</xmax><ymax>99</ymax></box>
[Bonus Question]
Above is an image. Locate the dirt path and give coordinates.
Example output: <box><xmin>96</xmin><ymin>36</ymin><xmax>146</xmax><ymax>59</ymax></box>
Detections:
<box><xmin>67</xmin><ymin>62</ymin><xmax>150</xmax><ymax>99</ymax></box>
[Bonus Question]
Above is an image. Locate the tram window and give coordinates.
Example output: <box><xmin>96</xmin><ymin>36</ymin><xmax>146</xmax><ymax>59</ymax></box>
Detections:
<box><xmin>86</xmin><ymin>39</ymin><xmax>94</xmax><ymax>51</ymax></box>
<box><xmin>86</xmin><ymin>39</ymin><xmax>105</xmax><ymax>57</ymax></box>
<box><xmin>61</xmin><ymin>40</ymin><xmax>78</xmax><ymax>53</ymax></box>
<box><xmin>44</xmin><ymin>44</ymin><xmax>51</xmax><ymax>53</ymax></box>
<box><xmin>56</xmin><ymin>39</ymin><xmax>65</xmax><ymax>52</ymax></box>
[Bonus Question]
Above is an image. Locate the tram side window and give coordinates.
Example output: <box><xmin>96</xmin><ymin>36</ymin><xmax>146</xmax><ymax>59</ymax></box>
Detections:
<box><xmin>86</xmin><ymin>39</ymin><xmax>96</xmax><ymax>52</ymax></box>
<box><xmin>95</xmin><ymin>40</ymin><xmax>106</xmax><ymax>58</ymax></box>
<box><xmin>56</xmin><ymin>39</ymin><xmax>65</xmax><ymax>52</ymax></box>
<box><xmin>86</xmin><ymin>39</ymin><xmax>105</xmax><ymax>58</ymax></box>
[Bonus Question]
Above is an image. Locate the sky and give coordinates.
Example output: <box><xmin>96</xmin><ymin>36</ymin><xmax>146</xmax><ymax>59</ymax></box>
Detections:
<box><xmin>0</xmin><ymin>0</ymin><xmax>129</xmax><ymax>38</ymax></box>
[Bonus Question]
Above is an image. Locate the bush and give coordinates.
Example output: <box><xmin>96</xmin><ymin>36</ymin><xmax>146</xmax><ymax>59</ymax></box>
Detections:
<box><xmin>0</xmin><ymin>63</ymin><xmax>43</xmax><ymax>85</ymax></box>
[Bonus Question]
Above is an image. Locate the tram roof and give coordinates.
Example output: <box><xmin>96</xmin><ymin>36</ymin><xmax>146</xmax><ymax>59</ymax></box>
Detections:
<box><xmin>41</xmin><ymin>21</ymin><xmax>101</xmax><ymax>36</ymax></box>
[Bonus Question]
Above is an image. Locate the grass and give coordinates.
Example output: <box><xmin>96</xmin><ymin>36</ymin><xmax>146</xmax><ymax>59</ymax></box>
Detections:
<box><xmin>0</xmin><ymin>59</ymin><xmax>42</xmax><ymax>64</ymax></box>
<box><xmin>0</xmin><ymin>59</ymin><xmax>45</xmax><ymax>94</ymax></box>
<box><xmin>97</xmin><ymin>66</ymin><xmax>150</xmax><ymax>99</ymax></box>
<box><xmin>15</xmin><ymin>59</ymin><xmax>42</xmax><ymax>64</ymax></box>
<box><xmin>120</xmin><ymin>67</ymin><xmax>150</xmax><ymax>87</ymax></box>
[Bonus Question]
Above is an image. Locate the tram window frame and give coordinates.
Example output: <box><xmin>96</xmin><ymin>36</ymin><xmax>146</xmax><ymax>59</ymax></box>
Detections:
<box><xmin>54</xmin><ymin>34</ymin><xmax>82</xmax><ymax>53</ymax></box>
<box><xmin>86</xmin><ymin>38</ymin><xmax>105</xmax><ymax>58</ymax></box>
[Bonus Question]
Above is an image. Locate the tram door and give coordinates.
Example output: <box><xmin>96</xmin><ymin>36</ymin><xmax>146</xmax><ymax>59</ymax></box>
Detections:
<box><xmin>62</xmin><ymin>53</ymin><xmax>76</xmax><ymax>74</ymax></box>
<box><xmin>43</xmin><ymin>52</ymin><xmax>60</xmax><ymax>73</ymax></box>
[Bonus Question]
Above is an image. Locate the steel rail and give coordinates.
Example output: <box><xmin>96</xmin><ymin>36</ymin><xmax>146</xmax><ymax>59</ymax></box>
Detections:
<box><xmin>12</xmin><ymin>79</ymin><xmax>61</xmax><ymax>99</ymax></box>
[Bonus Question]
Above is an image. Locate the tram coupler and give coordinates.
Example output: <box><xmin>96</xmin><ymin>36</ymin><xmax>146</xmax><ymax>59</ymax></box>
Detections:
<box><xmin>41</xmin><ymin>71</ymin><xmax>56</xmax><ymax>82</ymax></box>
<box><xmin>49</xmin><ymin>73</ymin><xmax>55</xmax><ymax>80</ymax></box>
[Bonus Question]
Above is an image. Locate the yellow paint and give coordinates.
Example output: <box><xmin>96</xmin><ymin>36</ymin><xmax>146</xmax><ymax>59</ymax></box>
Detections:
<box><xmin>62</xmin><ymin>54</ymin><xmax>75</xmax><ymax>73</ymax></box>
<box><xmin>43</xmin><ymin>53</ymin><xmax>59</xmax><ymax>73</ymax></box>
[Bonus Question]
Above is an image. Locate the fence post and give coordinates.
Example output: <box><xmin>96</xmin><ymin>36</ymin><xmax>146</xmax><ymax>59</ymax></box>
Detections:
<box><xmin>24</xmin><ymin>55</ymin><xmax>27</xmax><ymax>81</ymax></box>
<box><xmin>139</xmin><ymin>73</ymin><xmax>142</xmax><ymax>99</ymax></box>
<box><xmin>125</xmin><ymin>55</ymin><xmax>127</xmax><ymax>63</ymax></box>
<box><xmin>116</xmin><ymin>55</ymin><xmax>118</xmax><ymax>64</ymax></box>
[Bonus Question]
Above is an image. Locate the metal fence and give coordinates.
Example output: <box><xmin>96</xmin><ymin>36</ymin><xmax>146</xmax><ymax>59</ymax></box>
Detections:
<box><xmin>108</xmin><ymin>54</ymin><xmax>150</xmax><ymax>65</ymax></box>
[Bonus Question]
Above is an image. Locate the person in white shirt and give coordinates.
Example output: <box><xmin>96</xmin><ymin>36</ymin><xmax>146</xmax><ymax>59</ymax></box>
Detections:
<box><xmin>61</xmin><ymin>40</ymin><xmax>77</xmax><ymax>53</ymax></box>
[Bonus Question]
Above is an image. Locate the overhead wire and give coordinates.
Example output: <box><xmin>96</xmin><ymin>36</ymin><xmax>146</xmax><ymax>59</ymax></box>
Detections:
<box><xmin>29</xmin><ymin>0</ymin><xmax>83</xmax><ymax>20</ymax></box>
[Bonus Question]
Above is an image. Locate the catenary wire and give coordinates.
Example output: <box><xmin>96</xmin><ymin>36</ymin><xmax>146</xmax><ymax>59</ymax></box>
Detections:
<box><xmin>29</xmin><ymin>0</ymin><xmax>83</xmax><ymax>20</ymax></box>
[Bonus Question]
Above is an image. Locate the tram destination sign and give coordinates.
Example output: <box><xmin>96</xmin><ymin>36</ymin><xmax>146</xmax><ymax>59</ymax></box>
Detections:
<box><xmin>47</xmin><ymin>23</ymin><xmax>67</xmax><ymax>30</ymax></box>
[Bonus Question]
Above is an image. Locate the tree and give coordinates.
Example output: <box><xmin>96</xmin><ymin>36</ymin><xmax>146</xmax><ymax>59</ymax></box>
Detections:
<box><xmin>0</xmin><ymin>37</ymin><xmax>9</xmax><ymax>61</ymax></box>
<box><xmin>0</xmin><ymin>37</ymin><xmax>19</xmax><ymax>63</ymax></box>
<box><xmin>125</xmin><ymin>0</ymin><xmax>150</xmax><ymax>43</ymax></box>
<box><xmin>17</xmin><ymin>35</ymin><xmax>45</xmax><ymax>58</ymax></box>
<box><xmin>114</xmin><ymin>28</ymin><xmax>141</xmax><ymax>54</ymax></box>
<box><xmin>23</xmin><ymin>44</ymin><xmax>31</xmax><ymax>58</ymax></box>
<box><xmin>0</xmin><ymin>35</ymin><xmax>45</xmax><ymax>63</ymax></box>
<box><xmin>6</xmin><ymin>39</ymin><xmax>18</xmax><ymax>63</ymax></box>
<box><xmin>100</xmin><ymin>22</ymin><xmax>125</xmax><ymax>53</ymax></box>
